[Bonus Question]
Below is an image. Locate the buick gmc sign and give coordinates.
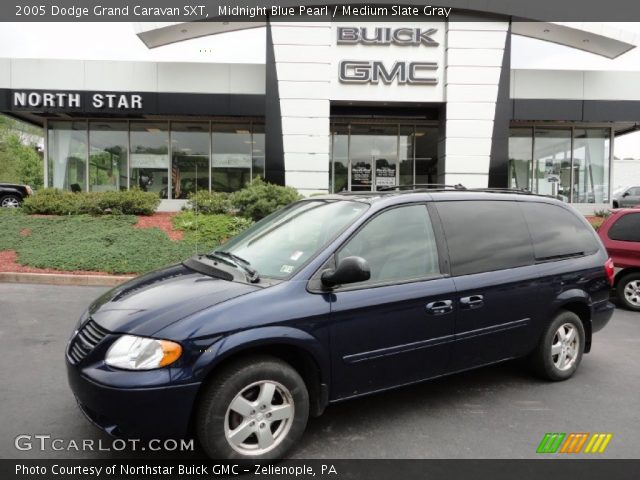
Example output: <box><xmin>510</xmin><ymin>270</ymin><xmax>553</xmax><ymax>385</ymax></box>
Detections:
<box><xmin>337</xmin><ymin>27</ymin><xmax>439</xmax><ymax>46</ymax></box>
<box><xmin>339</xmin><ymin>61</ymin><xmax>437</xmax><ymax>85</ymax></box>
<box><xmin>337</xmin><ymin>26</ymin><xmax>440</xmax><ymax>85</ymax></box>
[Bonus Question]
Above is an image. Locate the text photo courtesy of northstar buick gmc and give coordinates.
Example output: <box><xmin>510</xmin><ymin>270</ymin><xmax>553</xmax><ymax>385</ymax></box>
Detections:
<box><xmin>66</xmin><ymin>187</ymin><xmax>614</xmax><ymax>459</ymax></box>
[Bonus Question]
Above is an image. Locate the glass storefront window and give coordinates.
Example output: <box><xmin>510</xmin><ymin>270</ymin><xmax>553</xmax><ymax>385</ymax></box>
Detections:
<box><xmin>399</xmin><ymin>126</ymin><xmax>414</xmax><ymax>186</ymax></box>
<box><xmin>573</xmin><ymin>128</ymin><xmax>610</xmax><ymax>203</ymax></box>
<box><xmin>252</xmin><ymin>124</ymin><xmax>265</xmax><ymax>180</ymax></box>
<box><xmin>48</xmin><ymin>121</ymin><xmax>87</xmax><ymax>191</ymax></box>
<box><xmin>415</xmin><ymin>126</ymin><xmax>438</xmax><ymax>185</ymax></box>
<box><xmin>212</xmin><ymin>124</ymin><xmax>252</xmax><ymax>192</ymax></box>
<box><xmin>89</xmin><ymin>122</ymin><xmax>128</xmax><ymax>192</ymax></box>
<box><xmin>350</xmin><ymin>124</ymin><xmax>398</xmax><ymax>191</ymax></box>
<box><xmin>509</xmin><ymin>126</ymin><xmax>611</xmax><ymax>204</ymax></box>
<box><xmin>509</xmin><ymin>128</ymin><xmax>533</xmax><ymax>190</ymax></box>
<box><xmin>534</xmin><ymin>128</ymin><xmax>572</xmax><ymax>201</ymax></box>
<box><xmin>331</xmin><ymin>125</ymin><xmax>349</xmax><ymax>193</ymax></box>
<box><xmin>130</xmin><ymin>122</ymin><xmax>169</xmax><ymax>199</ymax></box>
<box><xmin>171</xmin><ymin>122</ymin><xmax>209</xmax><ymax>199</ymax></box>
<box><xmin>329</xmin><ymin>122</ymin><xmax>438</xmax><ymax>192</ymax></box>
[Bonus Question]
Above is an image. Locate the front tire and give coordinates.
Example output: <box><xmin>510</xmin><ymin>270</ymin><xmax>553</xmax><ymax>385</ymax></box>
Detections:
<box><xmin>0</xmin><ymin>194</ymin><xmax>21</xmax><ymax>208</ymax></box>
<box><xmin>196</xmin><ymin>355</ymin><xmax>309</xmax><ymax>460</ymax></box>
<box><xmin>531</xmin><ymin>310</ymin><xmax>585</xmax><ymax>381</ymax></box>
<box><xmin>616</xmin><ymin>272</ymin><xmax>640</xmax><ymax>311</ymax></box>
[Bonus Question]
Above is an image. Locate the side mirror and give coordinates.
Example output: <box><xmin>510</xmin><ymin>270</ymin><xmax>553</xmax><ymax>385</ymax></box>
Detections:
<box><xmin>321</xmin><ymin>256</ymin><xmax>370</xmax><ymax>288</ymax></box>
<box><xmin>623</xmin><ymin>192</ymin><xmax>630</xmax><ymax>197</ymax></box>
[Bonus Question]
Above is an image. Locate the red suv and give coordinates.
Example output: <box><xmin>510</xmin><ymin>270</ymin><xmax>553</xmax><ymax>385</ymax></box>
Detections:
<box><xmin>598</xmin><ymin>209</ymin><xmax>640</xmax><ymax>310</ymax></box>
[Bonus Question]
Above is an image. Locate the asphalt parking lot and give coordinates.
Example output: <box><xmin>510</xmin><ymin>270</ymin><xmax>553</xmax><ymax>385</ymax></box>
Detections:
<box><xmin>0</xmin><ymin>282</ymin><xmax>638</xmax><ymax>459</ymax></box>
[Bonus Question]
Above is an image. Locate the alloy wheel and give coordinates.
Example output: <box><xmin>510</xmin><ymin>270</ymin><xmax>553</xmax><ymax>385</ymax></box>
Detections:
<box><xmin>551</xmin><ymin>323</ymin><xmax>580</xmax><ymax>371</ymax></box>
<box><xmin>623</xmin><ymin>280</ymin><xmax>640</xmax><ymax>307</ymax></box>
<box><xmin>1</xmin><ymin>197</ymin><xmax>20</xmax><ymax>208</ymax></box>
<box><xmin>224</xmin><ymin>380</ymin><xmax>295</xmax><ymax>456</ymax></box>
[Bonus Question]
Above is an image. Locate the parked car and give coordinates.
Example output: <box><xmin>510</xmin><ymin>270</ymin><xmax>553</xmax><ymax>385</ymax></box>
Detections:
<box><xmin>598</xmin><ymin>208</ymin><xmax>640</xmax><ymax>310</ymax></box>
<box><xmin>612</xmin><ymin>186</ymin><xmax>640</xmax><ymax>208</ymax></box>
<box><xmin>0</xmin><ymin>182</ymin><xmax>32</xmax><ymax>207</ymax></box>
<box><xmin>66</xmin><ymin>188</ymin><xmax>614</xmax><ymax>459</ymax></box>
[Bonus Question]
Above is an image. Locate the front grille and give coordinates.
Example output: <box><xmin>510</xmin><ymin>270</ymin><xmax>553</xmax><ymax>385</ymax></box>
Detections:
<box><xmin>68</xmin><ymin>319</ymin><xmax>110</xmax><ymax>364</ymax></box>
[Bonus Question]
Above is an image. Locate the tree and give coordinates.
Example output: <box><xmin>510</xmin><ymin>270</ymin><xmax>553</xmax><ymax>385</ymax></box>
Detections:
<box><xmin>0</xmin><ymin>114</ymin><xmax>44</xmax><ymax>188</ymax></box>
<box><xmin>0</xmin><ymin>133</ymin><xmax>44</xmax><ymax>188</ymax></box>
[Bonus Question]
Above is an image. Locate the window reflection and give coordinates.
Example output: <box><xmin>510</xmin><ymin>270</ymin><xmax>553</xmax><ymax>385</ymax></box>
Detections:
<box><xmin>171</xmin><ymin>122</ymin><xmax>209</xmax><ymax>199</ymax></box>
<box><xmin>534</xmin><ymin>129</ymin><xmax>572</xmax><ymax>201</ymax></box>
<box><xmin>130</xmin><ymin>122</ymin><xmax>169</xmax><ymax>199</ymax></box>
<box><xmin>573</xmin><ymin>129</ymin><xmax>610</xmax><ymax>203</ymax></box>
<box><xmin>252</xmin><ymin>124</ymin><xmax>265</xmax><ymax>180</ymax></box>
<box><xmin>48</xmin><ymin>121</ymin><xmax>87</xmax><ymax>191</ymax></box>
<box><xmin>89</xmin><ymin>122</ymin><xmax>127</xmax><ymax>192</ymax></box>
<box><xmin>509</xmin><ymin>127</ymin><xmax>611</xmax><ymax>204</ymax></box>
<box><xmin>212</xmin><ymin>124</ymin><xmax>252</xmax><ymax>192</ymax></box>
<box><xmin>509</xmin><ymin>128</ymin><xmax>533</xmax><ymax>190</ymax></box>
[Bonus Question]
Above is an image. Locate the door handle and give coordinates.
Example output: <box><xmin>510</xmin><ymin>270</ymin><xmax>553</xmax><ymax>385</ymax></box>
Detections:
<box><xmin>425</xmin><ymin>300</ymin><xmax>453</xmax><ymax>315</ymax></box>
<box><xmin>460</xmin><ymin>295</ymin><xmax>484</xmax><ymax>309</ymax></box>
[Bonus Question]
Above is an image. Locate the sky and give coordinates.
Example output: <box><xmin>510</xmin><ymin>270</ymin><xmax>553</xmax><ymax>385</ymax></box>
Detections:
<box><xmin>1</xmin><ymin>22</ymin><xmax>640</xmax><ymax>156</ymax></box>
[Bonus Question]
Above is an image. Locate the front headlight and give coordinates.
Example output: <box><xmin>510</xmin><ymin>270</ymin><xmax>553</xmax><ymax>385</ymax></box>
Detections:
<box><xmin>105</xmin><ymin>335</ymin><xmax>182</xmax><ymax>370</ymax></box>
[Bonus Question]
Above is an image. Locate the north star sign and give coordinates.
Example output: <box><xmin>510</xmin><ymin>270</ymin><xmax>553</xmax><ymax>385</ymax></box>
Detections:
<box><xmin>337</xmin><ymin>27</ymin><xmax>440</xmax><ymax>85</ymax></box>
<box><xmin>12</xmin><ymin>91</ymin><xmax>143</xmax><ymax>109</ymax></box>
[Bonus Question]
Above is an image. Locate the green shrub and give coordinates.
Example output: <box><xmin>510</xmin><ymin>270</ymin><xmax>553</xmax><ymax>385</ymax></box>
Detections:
<box><xmin>22</xmin><ymin>188</ymin><xmax>81</xmax><ymax>215</ymax></box>
<box><xmin>230</xmin><ymin>178</ymin><xmax>302</xmax><ymax>221</ymax></box>
<box><xmin>186</xmin><ymin>190</ymin><xmax>232</xmax><ymax>214</ymax></box>
<box><xmin>0</xmin><ymin>210</ymin><xmax>193</xmax><ymax>274</ymax></box>
<box><xmin>172</xmin><ymin>211</ymin><xmax>253</xmax><ymax>249</ymax></box>
<box><xmin>22</xmin><ymin>188</ymin><xmax>160</xmax><ymax>216</ymax></box>
<box><xmin>593</xmin><ymin>209</ymin><xmax>611</xmax><ymax>219</ymax></box>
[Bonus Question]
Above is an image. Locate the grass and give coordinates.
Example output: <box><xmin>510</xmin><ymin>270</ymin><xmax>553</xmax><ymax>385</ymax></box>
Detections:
<box><xmin>0</xmin><ymin>210</ymin><xmax>195</xmax><ymax>274</ymax></box>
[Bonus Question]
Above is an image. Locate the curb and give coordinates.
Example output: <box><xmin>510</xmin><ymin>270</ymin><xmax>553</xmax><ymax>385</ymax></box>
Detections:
<box><xmin>0</xmin><ymin>272</ymin><xmax>134</xmax><ymax>287</ymax></box>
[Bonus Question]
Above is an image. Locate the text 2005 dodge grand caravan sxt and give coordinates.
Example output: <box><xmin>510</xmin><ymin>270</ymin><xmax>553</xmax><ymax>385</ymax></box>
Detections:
<box><xmin>66</xmin><ymin>189</ymin><xmax>614</xmax><ymax>459</ymax></box>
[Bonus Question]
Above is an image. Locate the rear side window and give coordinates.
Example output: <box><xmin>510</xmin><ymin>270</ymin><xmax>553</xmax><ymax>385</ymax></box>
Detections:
<box><xmin>608</xmin><ymin>213</ymin><xmax>640</xmax><ymax>242</ymax></box>
<box><xmin>436</xmin><ymin>201</ymin><xmax>534</xmax><ymax>276</ymax></box>
<box><xmin>520</xmin><ymin>203</ymin><xmax>599</xmax><ymax>260</ymax></box>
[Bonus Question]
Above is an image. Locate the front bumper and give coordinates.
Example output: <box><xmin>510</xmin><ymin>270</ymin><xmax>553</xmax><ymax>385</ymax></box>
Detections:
<box><xmin>66</xmin><ymin>360</ymin><xmax>200</xmax><ymax>439</ymax></box>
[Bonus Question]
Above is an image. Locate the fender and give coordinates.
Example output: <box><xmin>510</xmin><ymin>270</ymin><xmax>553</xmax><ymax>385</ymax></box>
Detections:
<box><xmin>555</xmin><ymin>288</ymin><xmax>591</xmax><ymax>307</ymax></box>
<box><xmin>191</xmin><ymin>326</ymin><xmax>331</xmax><ymax>387</ymax></box>
<box><xmin>550</xmin><ymin>288</ymin><xmax>593</xmax><ymax>352</ymax></box>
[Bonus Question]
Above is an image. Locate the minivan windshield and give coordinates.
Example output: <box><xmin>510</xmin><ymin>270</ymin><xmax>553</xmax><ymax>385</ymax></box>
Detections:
<box><xmin>214</xmin><ymin>199</ymin><xmax>369</xmax><ymax>279</ymax></box>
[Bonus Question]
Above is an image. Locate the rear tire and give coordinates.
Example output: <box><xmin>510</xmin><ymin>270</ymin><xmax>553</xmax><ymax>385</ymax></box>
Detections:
<box><xmin>196</xmin><ymin>355</ymin><xmax>309</xmax><ymax>460</ymax></box>
<box><xmin>530</xmin><ymin>310</ymin><xmax>585</xmax><ymax>381</ymax></box>
<box><xmin>616</xmin><ymin>272</ymin><xmax>640</xmax><ymax>311</ymax></box>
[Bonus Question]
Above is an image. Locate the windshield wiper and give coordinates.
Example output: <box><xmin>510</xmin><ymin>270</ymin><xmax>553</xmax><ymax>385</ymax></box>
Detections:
<box><xmin>214</xmin><ymin>250</ymin><xmax>252</xmax><ymax>266</ymax></box>
<box><xmin>207</xmin><ymin>251</ymin><xmax>260</xmax><ymax>283</ymax></box>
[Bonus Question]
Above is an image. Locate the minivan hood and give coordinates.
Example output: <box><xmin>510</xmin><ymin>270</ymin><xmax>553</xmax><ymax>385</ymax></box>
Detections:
<box><xmin>87</xmin><ymin>264</ymin><xmax>260</xmax><ymax>337</ymax></box>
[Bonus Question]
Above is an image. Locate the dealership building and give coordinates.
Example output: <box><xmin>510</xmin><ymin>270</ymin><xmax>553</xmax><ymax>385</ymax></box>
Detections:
<box><xmin>2</xmin><ymin>16</ymin><xmax>640</xmax><ymax>212</ymax></box>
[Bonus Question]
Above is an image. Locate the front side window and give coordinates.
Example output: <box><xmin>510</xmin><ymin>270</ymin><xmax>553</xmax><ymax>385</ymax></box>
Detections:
<box><xmin>437</xmin><ymin>201</ymin><xmax>534</xmax><ymax>276</ymax></box>
<box><xmin>608</xmin><ymin>213</ymin><xmax>640</xmax><ymax>242</ymax></box>
<box><xmin>336</xmin><ymin>204</ymin><xmax>440</xmax><ymax>286</ymax></box>
<box><xmin>220</xmin><ymin>200</ymin><xmax>369</xmax><ymax>279</ymax></box>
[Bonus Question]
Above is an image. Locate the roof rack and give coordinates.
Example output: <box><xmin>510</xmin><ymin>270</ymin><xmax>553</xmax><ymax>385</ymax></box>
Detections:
<box><xmin>337</xmin><ymin>185</ymin><xmax>549</xmax><ymax>197</ymax></box>
<box><xmin>378</xmin><ymin>184</ymin><xmax>466</xmax><ymax>191</ymax></box>
<box><xmin>466</xmin><ymin>187</ymin><xmax>532</xmax><ymax>194</ymax></box>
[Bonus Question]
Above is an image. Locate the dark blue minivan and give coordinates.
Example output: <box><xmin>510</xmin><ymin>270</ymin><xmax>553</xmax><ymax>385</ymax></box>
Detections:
<box><xmin>66</xmin><ymin>188</ymin><xmax>614</xmax><ymax>459</ymax></box>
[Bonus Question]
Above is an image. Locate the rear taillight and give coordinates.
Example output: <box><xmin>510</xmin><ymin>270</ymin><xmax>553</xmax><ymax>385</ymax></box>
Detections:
<box><xmin>605</xmin><ymin>258</ymin><xmax>615</xmax><ymax>287</ymax></box>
